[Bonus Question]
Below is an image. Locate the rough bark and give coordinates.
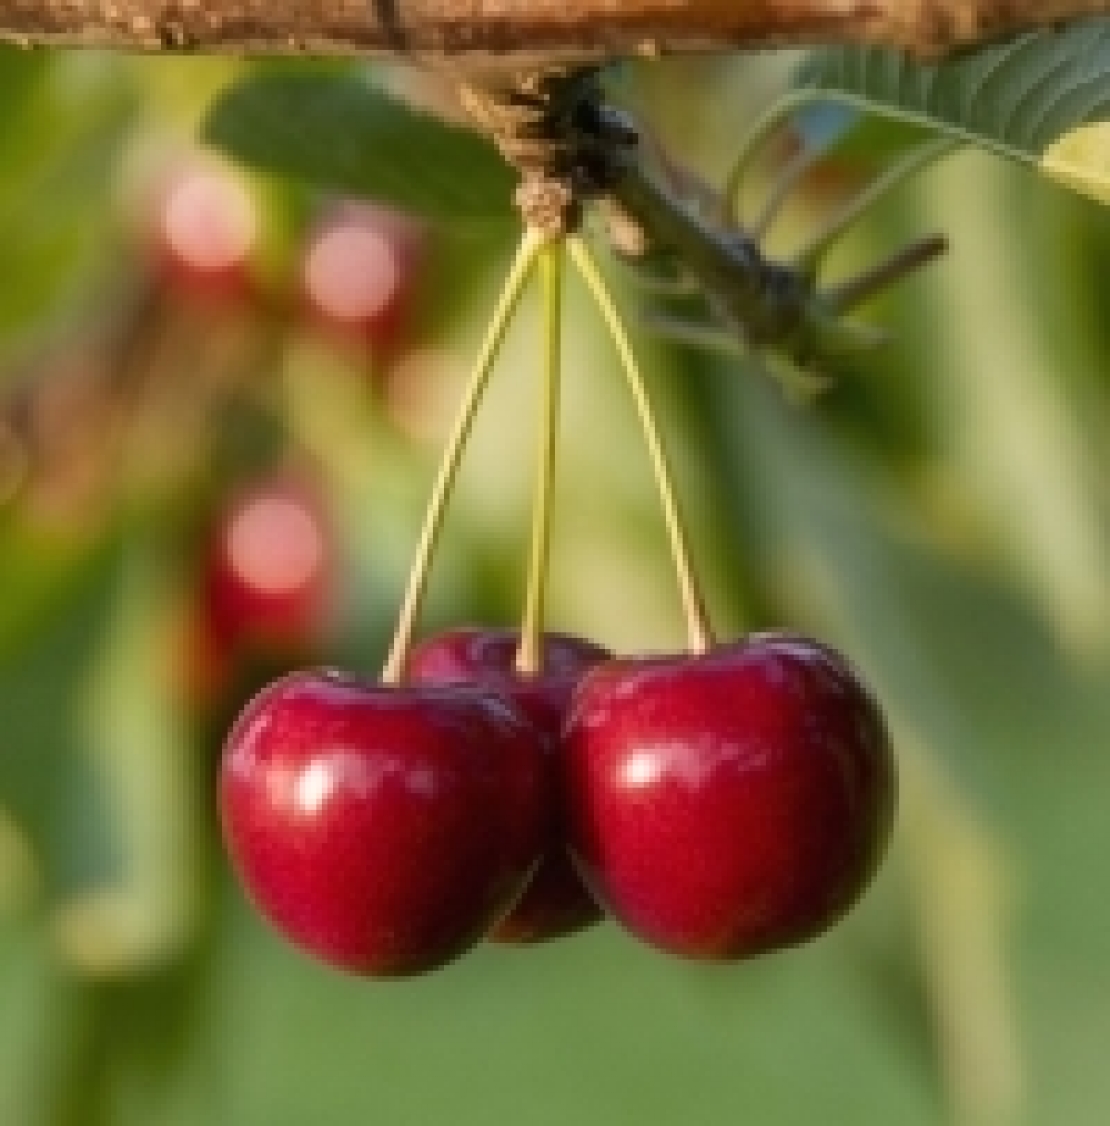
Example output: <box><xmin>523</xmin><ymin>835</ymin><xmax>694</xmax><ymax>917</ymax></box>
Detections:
<box><xmin>0</xmin><ymin>0</ymin><xmax>1108</xmax><ymax>67</ymax></box>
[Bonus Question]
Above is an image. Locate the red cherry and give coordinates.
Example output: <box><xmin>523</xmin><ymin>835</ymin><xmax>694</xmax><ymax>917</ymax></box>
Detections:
<box><xmin>202</xmin><ymin>474</ymin><xmax>332</xmax><ymax>659</ymax></box>
<box><xmin>564</xmin><ymin>633</ymin><xmax>895</xmax><ymax>960</ymax></box>
<box><xmin>406</xmin><ymin>627</ymin><xmax>608</xmax><ymax>942</ymax></box>
<box><xmin>302</xmin><ymin>201</ymin><xmax>424</xmax><ymax>357</ymax></box>
<box><xmin>150</xmin><ymin>160</ymin><xmax>258</xmax><ymax>300</ymax></box>
<box><xmin>219</xmin><ymin>670</ymin><xmax>546</xmax><ymax>976</ymax></box>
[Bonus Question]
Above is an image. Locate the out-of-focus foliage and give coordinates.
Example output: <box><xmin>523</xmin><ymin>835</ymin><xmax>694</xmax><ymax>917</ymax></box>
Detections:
<box><xmin>799</xmin><ymin>17</ymin><xmax>1110</xmax><ymax>204</ymax></box>
<box><xmin>0</xmin><ymin>42</ymin><xmax>1108</xmax><ymax>1126</ymax></box>
<box><xmin>203</xmin><ymin>68</ymin><xmax>516</xmax><ymax>221</ymax></box>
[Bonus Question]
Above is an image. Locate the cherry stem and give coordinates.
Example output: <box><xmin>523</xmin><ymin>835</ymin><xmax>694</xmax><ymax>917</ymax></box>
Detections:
<box><xmin>515</xmin><ymin>240</ymin><xmax>563</xmax><ymax>678</ymax></box>
<box><xmin>568</xmin><ymin>236</ymin><xmax>714</xmax><ymax>656</ymax></box>
<box><xmin>381</xmin><ymin>227</ymin><xmax>547</xmax><ymax>684</ymax></box>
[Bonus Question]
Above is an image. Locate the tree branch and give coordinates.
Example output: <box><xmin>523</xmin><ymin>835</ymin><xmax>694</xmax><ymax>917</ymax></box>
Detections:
<box><xmin>1</xmin><ymin>0</ymin><xmax>1109</xmax><ymax>65</ymax></box>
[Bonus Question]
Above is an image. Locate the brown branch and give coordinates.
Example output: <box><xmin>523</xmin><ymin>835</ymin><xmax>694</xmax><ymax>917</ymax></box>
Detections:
<box><xmin>0</xmin><ymin>0</ymin><xmax>1108</xmax><ymax>65</ymax></box>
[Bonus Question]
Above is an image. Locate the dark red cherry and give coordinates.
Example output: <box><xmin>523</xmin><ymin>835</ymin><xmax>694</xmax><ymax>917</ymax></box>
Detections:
<box><xmin>406</xmin><ymin>627</ymin><xmax>608</xmax><ymax>942</ymax></box>
<box><xmin>220</xmin><ymin>670</ymin><xmax>546</xmax><ymax>975</ymax></box>
<box><xmin>564</xmin><ymin>633</ymin><xmax>896</xmax><ymax>960</ymax></box>
<box><xmin>406</xmin><ymin>627</ymin><xmax>607</xmax><ymax>733</ymax></box>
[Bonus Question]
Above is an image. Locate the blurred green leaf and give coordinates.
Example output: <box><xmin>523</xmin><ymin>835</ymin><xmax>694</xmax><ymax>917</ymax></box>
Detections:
<box><xmin>0</xmin><ymin>920</ymin><xmax>71</xmax><ymax>1126</ymax></box>
<box><xmin>676</xmin><ymin>321</ymin><xmax>1110</xmax><ymax>1124</ymax></box>
<box><xmin>0</xmin><ymin>49</ymin><xmax>51</xmax><ymax>154</ymax></box>
<box><xmin>0</xmin><ymin>50</ymin><xmax>138</xmax><ymax>358</ymax></box>
<box><xmin>202</xmin><ymin>902</ymin><xmax>938</xmax><ymax>1126</ymax></box>
<box><xmin>203</xmin><ymin>68</ymin><xmax>516</xmax><ymax>221</ymax></box>
<box><xmin>0</xmin><ymin>529</ymin><xmax>122</xmax><ymax>887</ymax></box>
<box><xmin>60</xmin><ymin>542</ymin><xmax>204</xmax><ymax>977</ymax></box>
<box><xmin>798</xmin><ymin>19</ymin><xmax>1110</xmax><ymax>204</ymax></box>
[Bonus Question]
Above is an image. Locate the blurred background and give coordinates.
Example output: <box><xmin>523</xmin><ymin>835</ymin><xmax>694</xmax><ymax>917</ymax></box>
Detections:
<box><xmin>0</xmin><ymin>43</ymin><xmax>1108</xmax><ymax>1126</ymax></box>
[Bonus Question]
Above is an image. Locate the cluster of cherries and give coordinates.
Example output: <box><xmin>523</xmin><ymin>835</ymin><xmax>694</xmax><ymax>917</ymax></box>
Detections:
<box><xmin>219</xmin><ymin>625</ymin><xmax>895</xmax><ymax>975</ymax></box>
<box><xmin>204</xmin><ymin>202</ymin><xmax>897</xmax><ymax>977</ymax></box>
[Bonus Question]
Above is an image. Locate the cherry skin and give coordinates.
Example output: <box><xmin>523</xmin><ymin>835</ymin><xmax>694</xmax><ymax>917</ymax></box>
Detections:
<box><xmin>202</xmin><ymin>473</ymin><xmax>333</xmax><ymax>661</ymax></box>
<box><xmin>302</xmin><ymin>201</ymin><xmax>424</xmax><ymax>358</ymax></box>
<box><xmin>564</xmin><ymin>633</ymin><xmax>896</xmax><ymax>961</ymax></box>
<box><xmin>177</xmin><ymin>473</ymin><xmax>337</xmax><ymax>763</ymax></box>
<box><xmin>220</xmin><ymin>670</ymin><xmax>547</xmax><ymax>975</ymax></box>
<box><xmin>150</xmin><ymin>160</ymin><xmax>258</xmax><ymax>302</ymax></box>
<box><xmin>406</xmin><ymin>627</ymin><xmax>608</xmax><ymax>942</ymax></box>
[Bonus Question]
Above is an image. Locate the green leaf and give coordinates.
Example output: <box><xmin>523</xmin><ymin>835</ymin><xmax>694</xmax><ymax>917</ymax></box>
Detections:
<box><xmin>203</xmin><ymin>68</ymin><xmax>516</xmax><ymax>221</ymax></box>
<box><xmin>797</xmin><ymin>18</ymin><xmax>1110</xmax><ymax>204</ymax></box>
<box><xmin>56</xmin><ymin>542</ymin><xmax>204</xmax><ymax>976</ymax></box>
<box><xmin>0</xmin><ymin>50</ymin><xmax>138</xmax><ymax>357</ymax></box>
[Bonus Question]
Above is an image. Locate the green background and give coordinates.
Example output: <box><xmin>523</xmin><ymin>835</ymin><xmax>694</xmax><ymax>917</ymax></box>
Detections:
<box><xmin>0</xmin><ymin>45</ymin><xmax>1108</xmax><ymax>1126</ymax></box>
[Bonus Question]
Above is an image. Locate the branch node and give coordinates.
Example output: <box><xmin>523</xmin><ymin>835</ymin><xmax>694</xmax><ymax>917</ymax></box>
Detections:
<box><xmin>460</xmin><ymin>67</ymin><xmax>636</xmax><ymax>237</ymax></box>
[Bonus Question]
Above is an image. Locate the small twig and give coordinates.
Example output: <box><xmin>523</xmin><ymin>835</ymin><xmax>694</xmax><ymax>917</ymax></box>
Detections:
<box><xmin>825</xmin><ymin>234</ymin><xmax>949</xmax><ymax>313</ymax></box>
<box><xmin>795</xmin><ymin>137</ymin><xmax>959</xmax><ymax>269</ymax></box>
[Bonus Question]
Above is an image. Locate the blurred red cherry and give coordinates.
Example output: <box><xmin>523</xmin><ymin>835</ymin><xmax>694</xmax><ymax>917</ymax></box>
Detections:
<box><xmin>179</xmin><ymin>472</ymin><xmax>335</xmax><ymax>715</ymax></box>
<box><xmin>301</xmin><ymin>201</ymin><xmax>424</xmax><ymax>357</ymax></box>
<box><xmin>149</xmin><ymin>160</ymin><xmax>259</xmax><ymax>301</ymax></box>
<box><xmin>202</xmin><ymin>473</ymin><xmax>333</xmax><ymax>658</ymax></box>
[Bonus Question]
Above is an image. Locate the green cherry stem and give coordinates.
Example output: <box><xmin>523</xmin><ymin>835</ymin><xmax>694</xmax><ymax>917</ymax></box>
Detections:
<box><xmin>515</xmin><ymin>239</ymin><xmax>563</xmax><ymax>677</ymax></box>
<box><xmin>568</xmin><ymin>236</ymin><xmax>714</xmax><ymax>656</ymax></box>
<box><xmin>381</xmin><ymin>227</ymin><xmax>547</xmax><ymax>685</ymax></box>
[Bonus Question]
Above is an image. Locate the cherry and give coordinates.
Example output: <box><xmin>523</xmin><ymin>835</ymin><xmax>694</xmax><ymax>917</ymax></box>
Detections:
<box><xmin>149</xmin><ymin>159</ymin><xmax>258</xmax><ymax>301</ymax></box>
<box><xmin>201</xmin><ymin>473</ymin><xmax>333</xmax><ymax>661</ymax></box>
<box><xmin>219</xmin><ymin>670</ymin><xmax>547</xmax><ymax>975</ymax></box>
<box><xmin>564</xmin><ymin>632</ymin><xmax>895</xmax><ymax>960</ymax></box>
<box><xmin>301</xmin><ymin>201</ymin><xmax>424</xmax><ymax>358</ymax></box>
<box><xmin>406</xmin><ymin>627</ymin><xmax>608</xmax><ymax>942</ymax></box>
